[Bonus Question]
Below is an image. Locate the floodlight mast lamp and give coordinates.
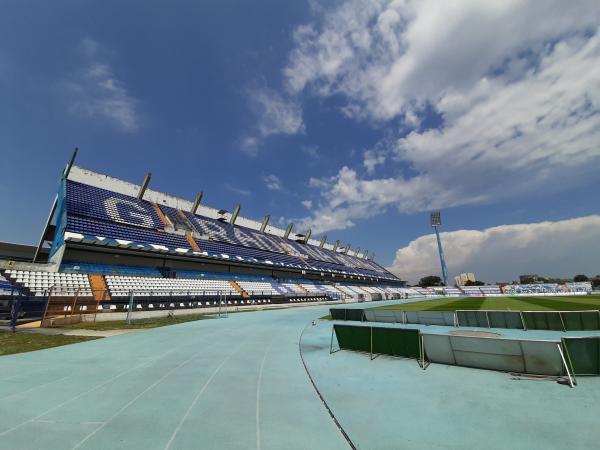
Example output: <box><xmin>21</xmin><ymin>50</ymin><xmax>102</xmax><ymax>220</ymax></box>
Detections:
<box><xmin>430</xmin><ymin>211</ymin><xmax>449</xmax><ymax>286</ymax></box>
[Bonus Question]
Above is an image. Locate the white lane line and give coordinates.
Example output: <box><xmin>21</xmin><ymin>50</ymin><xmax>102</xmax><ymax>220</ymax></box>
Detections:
<box><xmin>0</xmin><ymin>348</ymin><xmax>176</xmax><ymax>437</ymax></box>
<box><xmin>1</xmin><ymin>374</ymin><xmax>72</xmax><ymax>402</ymax></box>
<box><xmin>0</xmin><ymin>333</ymin><xmax>181</xmax><ymax>394</ymax></box>
<box><xmin>256</xmin><ymin>340</ymin><xmax>274</xmax><ymax>450</ymax></box>
<box><xmin>35</xmin><ymin>420</ymin><xmax>106</xmax><ymax>425</ymax></box>
<box><xmin>74</xmin><ymin>342</ymin><xmax>242</xmax><ymax>450</ymax></box>
<box><xmin>163</xmin><ymin>342</ymin><xmax>244</xmax><ymax>450</ymax></box>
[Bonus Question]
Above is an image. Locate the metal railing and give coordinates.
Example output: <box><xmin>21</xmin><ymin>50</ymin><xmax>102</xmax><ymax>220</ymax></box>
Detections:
<box><xmin>25</xmin><ymin>285</ymin><xmax>346</xmax><ymax>326</ymax></box>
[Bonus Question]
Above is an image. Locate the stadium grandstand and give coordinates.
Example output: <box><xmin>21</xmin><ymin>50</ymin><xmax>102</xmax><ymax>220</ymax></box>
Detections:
<box><xmin>0</xmin><ymin>153</ymin><xmax>409</xmax><ymax>324</ymax></box>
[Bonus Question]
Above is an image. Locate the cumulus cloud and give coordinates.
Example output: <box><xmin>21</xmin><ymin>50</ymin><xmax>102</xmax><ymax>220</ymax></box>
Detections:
<box><xmin>263</xmin><ymin>174</ymin><xmax>282</xmax><ymax>191</ymax></box>
<box><xmin>242</xmin><ymin>88</ymin><xmax>305</xmax><ymax>155</ymax></box>
<box><xmin>63</xmin><ymin>37</ymin><xmax>141</xmax><ymax>132</ymax></box>
<box><xmin>288</xmin><ymin>1</ymin><xmax>600</xmax><ymax>233</ymax></box>
<box><xmin>285</xmin><ymin>0</ymin><xmax>600</xmax><ymax>121</ymax></box>
<box><xmin>387</xmin><ymin>215</ymin><xmax>600</xmax><ymax>284</ymax></box>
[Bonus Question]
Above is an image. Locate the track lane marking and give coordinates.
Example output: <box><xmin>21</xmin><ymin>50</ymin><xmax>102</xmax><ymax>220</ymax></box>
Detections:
<box><xmin>0</xmin><ymin>348</ymin><xmax>176</xmax><ymax>437</ymax></box>
<box><xmin>256</xmin><ymin>339</ymin><xmax>274</xmax><ymax>450</ymax></box>
<box><xmin>163</xmin><ymin>342</ymin><xmax>245</xmax><ymax>450</ymax></box>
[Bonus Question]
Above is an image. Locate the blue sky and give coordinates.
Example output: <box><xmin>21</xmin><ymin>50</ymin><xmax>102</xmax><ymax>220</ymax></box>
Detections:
<box><xmin>1</xmin><ymin>1</ymin><xmax>599</xmax><ymax>282</ymax></box>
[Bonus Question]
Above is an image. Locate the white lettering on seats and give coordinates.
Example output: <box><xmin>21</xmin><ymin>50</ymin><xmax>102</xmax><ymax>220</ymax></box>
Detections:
<box><xmin>104</xmin><ymin>197</ymin><xmax>156</xmax><ymax>228</ymax></box>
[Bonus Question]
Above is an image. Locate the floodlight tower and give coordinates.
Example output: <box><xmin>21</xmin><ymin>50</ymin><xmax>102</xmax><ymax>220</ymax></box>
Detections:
<box><xmin>431</xmin><ymin>211</ymin><xmax>449</xmax><ymax>286</ymax></box>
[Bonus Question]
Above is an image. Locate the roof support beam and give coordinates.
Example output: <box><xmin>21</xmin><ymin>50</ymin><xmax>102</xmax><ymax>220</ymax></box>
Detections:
<box><xmin>260</xmin><ymin>215</ymin><xmax>270</xmax><ymax>233</ymax></box>
<box><xmin>191</xmin><ymin>192</ymin><xmax>203</xmax><ymax>215</ymax></box>
<box><xmin>138</xmin><ymin>172</ymin><xmax>152</xmax><ymax>200</ymax></box>
<box><xmin>230</xmin><ymin>204</ymin><xmax>241</xmax><ymax>224</ymax></box>
<box><xmin>63</xmin><ymin>147</ymin><xmax>78</xmax><ymax>179</ymax></box>
<box><xmin>284</xmin><ymin>223</ymin><xmax>293</xmax><ymax>239</ymax></box>
<box><xmin>319</xmin><ymin>235</ymin><xmax>327</xmax><ymax>248</ymax></box>
<box><xmin>333</xmin><ymin>240</ymin><xmax>340</xmax><ymax>252</ymax></box>
<box><xmin>304</xmin><ymin>229</ymin><xmax>312</xmax><ymax>244</ymax></box>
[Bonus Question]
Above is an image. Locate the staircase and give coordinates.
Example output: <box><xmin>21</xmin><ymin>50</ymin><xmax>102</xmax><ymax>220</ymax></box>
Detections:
<box><xmin>230</xmin><ymin>280</ymin><xmax>249</xmax><ymax>298</ymax></box>
<box><xmin>296</xmin><ymin>284</ymin><xmax>309</xmax><ymax>294</ymax></box>
<box><xmin>88</xmin><ymin>274</ymin><xmax>111</xmax><ymax>301</ymax></box>
<box><xmin>332</xmin><ymin>285</ymin><xmax>348</xmax><ymax>298</ymax></box>
<box><xmin>152</xmin><ymin>202</ymin><xmax>171</xmax><ymax>227</ymax></box>
<box><xmin>185</xmin><ymin>233</ymin><xmax>201</xmax><ymax>252</ymax></box>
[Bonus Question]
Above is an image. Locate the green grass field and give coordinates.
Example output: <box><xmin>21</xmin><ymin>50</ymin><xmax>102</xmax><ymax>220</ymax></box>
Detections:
<box><xmin>63</xmin><ymin>313</ymin><xmax>214</xmax><ymax>330</ymax></box>
<box><xmin>0</xmin><ymin>331</ymin><xmax>99</xmax><ymax>356</ymax></box>
<box><xmin>372</xmin><ymin>295</ymin><xmax>600</xmax><ymax>312</ymax></box>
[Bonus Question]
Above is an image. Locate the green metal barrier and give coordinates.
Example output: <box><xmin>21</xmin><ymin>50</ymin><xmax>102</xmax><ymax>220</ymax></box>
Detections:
<box><xmin>456</xmin><ymin>311</ymin><xmax>488</xmax><ymax>327</ymax></box>
<box><xmin>332</xmin><ymin>324</ymin><xmax>371</xmax><ymax>353</ymax></box>
<box><xmin>330</xmin><ymin>308</ymin><xmax>347</xmax><ymax>321</ymax></box>
<box><xmin>562</xmin><ymin>337</ymin><xmax>600</xmax><ymax>376</ymax></box>
<box><xmin>371</xmin><ymin>327</ymin><xmax>420</xmax><ymax>359</ymax></box>
<box><xmin>561</xmin><ymin>312</ymin><xmax>600</xmax><ymax>331</ymax></box>
<box><xmin>523</xmin><ymin>312</ymin><xmax>564</xmax><ymax>331</ymax></box>
<box><xmin>487</xmin><ymin>311</ymin><xmax>524</xmax><ymax>329</ymax></box>
<box><xmin>329</xmin><ymin>308</ymin><xmax>364</xmax><ymax>322</ymax></box>
<box><xmin>331</xmin><ymin>324</ymin><xmax>425</xmax><ymax>367</ymax></box>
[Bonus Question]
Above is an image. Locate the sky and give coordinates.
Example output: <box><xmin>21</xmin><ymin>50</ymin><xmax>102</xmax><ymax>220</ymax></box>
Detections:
<box><xmin>1</xmin><ymin>0</ymin><xmax>599</xmax><ymax>284</ymax></box>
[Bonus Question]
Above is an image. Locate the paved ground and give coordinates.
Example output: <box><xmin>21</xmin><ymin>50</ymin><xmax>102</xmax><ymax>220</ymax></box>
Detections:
<box><xmin>301</xmin><ymin>318</ymin><xmax>600</xmax><ymax>450</ymax></box>
<box><xmin>0</xmin><ymin>306</ymin><xmax>348</xmax><ymax>450</ymax></box>
<box><xmin>2</xmin><ymin>300</ymin><xmax>599</xmax><ymax>450</ymax></box>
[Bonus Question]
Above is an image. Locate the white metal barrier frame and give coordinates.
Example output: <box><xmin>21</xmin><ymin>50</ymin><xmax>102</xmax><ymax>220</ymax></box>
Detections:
<box><xmin>421</xmin><ymin>332</ymin><xmax>575</xmax><ymax>385</ymax></box>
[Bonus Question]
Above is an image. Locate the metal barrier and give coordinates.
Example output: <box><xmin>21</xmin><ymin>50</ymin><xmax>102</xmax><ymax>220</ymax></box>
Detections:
<box><xmin>422</xmin><ymin>334</ymin><xmax>566</xmax><ymax>376</ymax></box>
<box><xmin>330</xmin><ymin>324</ymin><xmax>427</xmax><ymax>368</ymax></box>
<box><xmin>36</xmin><ymin>286</ymin><xmax>342</xmax><ymax>326</ymax></box>
<box><xmin>346</xmin><ymin>307</ymin><xmax>600</xmax><ymax>332</ymax></box>
<box><xmin>330</xmin><ymin>308</ymin><xmax>365</xmax><ymax>322</ymax></box>
<box><xmin>562</xmin><ymin>336</ymin><xmax>600</xmax><ymax>377</ymax></box>
<box><xmin>1</xmin><ymin>289</ymin><xmax>48</xmax><ymax>331</ymax></box>
<box><xmin>329</xmin><ymin>323</ymin><xmax>577</xmax><ymax>384</ymax></box>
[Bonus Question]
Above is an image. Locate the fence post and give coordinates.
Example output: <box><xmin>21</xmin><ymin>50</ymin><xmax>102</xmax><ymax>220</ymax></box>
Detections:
<box><xmin>72</xmin><ymin>289</ymin><xmax>80</xmax><ymax>321</ymax></box>
<box><xmin>558</xmin><ymin>312</ymin><xmax>567</xmax><ymax>332</ymax></box>
<box><xmin>10</xmin><ymin>298</ymin><xmax>21</xmax><ymax>332</ymax></box>
<box><xmin>519</xmin><ymin>311</ymin><xmax>527</xmax><ymax>330</ymax></box>
<box><xmin>127</xmin><ymin>290</ymin><xmax>134</xmax><ymax>325</ymax></box>
<box><xmin>370</xmin><ymin>326</ymin><xmax>373</xmax><ymax>360</ymax></box>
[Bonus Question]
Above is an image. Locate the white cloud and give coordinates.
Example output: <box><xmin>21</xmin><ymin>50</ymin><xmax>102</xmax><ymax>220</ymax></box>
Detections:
<box><xmin>363</xmin><ymin>149</ymin><xmax>386</xmax><ymax>174</ymax></box>
<box><xmin>285</xmin><ymin>0</ymin><xmax>600</xmax><ymax>121</ymax></box>
<box><xmin>63</xmin><ymin>37</ymin><xmax>140</xmax><ymax>132</ymax></box>
<box><xmin>263</xmin><ymin>174</ymin><xmax>282</xmax><ymax>191</ymax></box>
<box><xmin>242</xmin><ymin>88</ymin><xmax>305</xmax><ymax>154</ymax></box>
<box><xmin>253</xmin><ymin>88</ymin><xmax>304</xmax><ymax>137</ymax></box>
<box><xmin>286</xmin><ymin>1</ymin><xmax>600</xmax><ymax>233</ymax></box>
<box><xmin>388</xmin><ymin>215</ymin><xmax>600</xmax><ymax>284</ymax></box>
<box><xmin>223</xmin><ymin>183</ymin><xmax>251</xmax><ymax>197</ymax></box>
<box><xmin>301</xmin><ymin>200</ymin><xmax>313</xmax><ymax>209</ymax></box>
<box><xmin>240</xmin><ymin>136</ymin><xmax>260</xmax><ymax>156</ymax></box>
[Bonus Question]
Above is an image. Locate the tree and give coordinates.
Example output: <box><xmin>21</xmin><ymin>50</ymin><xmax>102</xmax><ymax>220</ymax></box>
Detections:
<box><xmin>573</xmin><ymin>274</ymin><xmax>589</xmax><ymax>282</ymax></box>
<box><xmin>465</xmin><ymin>280</ymin><xmax>484</xmax><ymax>286</ymax></box>
<box><xmin>519</xmin><ymin>276</ymin><xmax>536</xmax><ymax>284</ymax></box>
<box><xmin>419</xmin><ymin>275</ymin><xmax>443</xmax><ymax>287</ymax></box>
<box><xmin>591</xmin><ymin>276</ymin><xmax>600</xmax><ymax>289</ymax></box>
